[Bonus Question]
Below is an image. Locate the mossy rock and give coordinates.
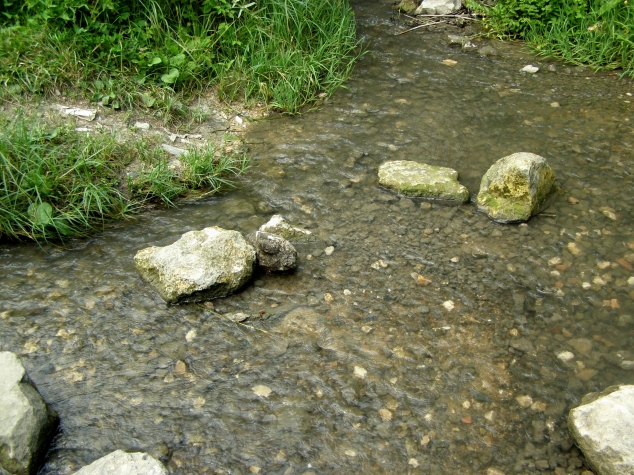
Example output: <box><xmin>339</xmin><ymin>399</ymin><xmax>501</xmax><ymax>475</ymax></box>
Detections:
<box><xmin>398</xmin><ymin>0</ymin><xmax>420</xmax><ymax>14</ymax></box>
<box><xmin>378</xmin><ymin>160</ymin><xmax>470</xmax><ymax>202</ymax></box>
<box><xmin>476</xmin><ymin>152</ymin><xmax>555</xmax><ymax>223</ymax></box>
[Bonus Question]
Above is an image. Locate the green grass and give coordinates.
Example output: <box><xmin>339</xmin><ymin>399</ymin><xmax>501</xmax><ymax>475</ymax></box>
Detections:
<box><xmin>525</xmin><ymin>2</ymin><xmax>634</xmax><ymax>75</ymax></box>
<box><xmin>0</xmin><ymin>114</ymin><xmax>249</xmax><ymax>242</ymax></box>
<box><xmin>468</xmin><ymin>0</ymin><xmax>634</xmax><ymax>77</ymax></box>
<box><xmin>0</xmin><ymin>0</ymin><xmax>361</xmax><ymax>114</ymax></box>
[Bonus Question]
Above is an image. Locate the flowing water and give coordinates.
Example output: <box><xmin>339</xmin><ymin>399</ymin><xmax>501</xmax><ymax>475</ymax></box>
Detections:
<box><xmin>2</xmin><ymin>1</ymin><xmax>634</xmax><ymax>474</ymax></box>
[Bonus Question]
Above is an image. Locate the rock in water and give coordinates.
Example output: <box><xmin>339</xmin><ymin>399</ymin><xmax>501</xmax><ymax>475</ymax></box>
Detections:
<box><xmin>397</xmin><ymin>0</ymin><xmax>421</xmax><ymax>14</ymax></box>
<box><xmin>0</xmin><ymin>352</ymin><xmax>58</xmax><ymax>475</ymax></box>
<box><xmin>259</xmin><ymin>215</ymin><xmax>314</xmax><ymax>242</ymax></box>
<box><xmin>134</xmin><ymin>227</ymin><xmax>256</xmax><ymax>304</ymax></box>
<box><xmin>378</xmin><ymin>160</ymin><xmax>470</xmax><ymax>202</ymax></box>
<box><xmin>251</xmin><ymin>231</ymin><xmax>297</xmax><ymax>273</ymax></box>
<box><xmin>415</xmin><ymin>0</ymin><xmax>462</xmax><ymax>15</ymax></box>
<box><xmin>476</xmin><ymin>152</ymin><xmax>555</xmax><ymax>223</ymax></box>
<box><xmin>72</xmin><ymin>450</ymin><xmax>167</xmax><ymax>475</ymax></box>
<box><xmin>568</xmin><ymin>385</ymin><xmax>634</xmax><ymax>475</ymax></box>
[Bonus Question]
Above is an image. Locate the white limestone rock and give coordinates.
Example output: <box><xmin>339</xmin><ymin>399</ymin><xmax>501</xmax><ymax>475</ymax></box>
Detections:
<box><xmin>0</xmin><ymin>352</ymin><xmax>57</xmax><ymax>475</ymax></box>
<box><xmin>568</xmin><ymin>385</ymin><xmax>634</xmax><ymax>475</ymax></box>
<box><xmin>134</xmin><ymin>227</ymin><xmax>256</xmax><ymax>304</ymax></box>
<box><xmin>415</xmin><ymin>0</ymin><xmax>462</xmax><ymax>15</ymax></box>
<box><xmin>72</xmin><ymin>450</ymin><xmax>167</xmax><ymax>475</ymax></box>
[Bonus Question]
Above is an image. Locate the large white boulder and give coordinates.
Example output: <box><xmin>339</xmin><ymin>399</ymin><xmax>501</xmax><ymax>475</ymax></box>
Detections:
<box><xmin>415</xmin><ymin>0</ymin><xmax>462</xmax><ymax>15</ymax></box>
<box><xmin>72</xmin><ymin>450</ymin><xmax>167</xmax><ymax>475</ymax></box>
<box><xmin>378</xmin><ymin>160</ymin><xmax>469</xmax><ymax>202</ymax></box>
<box><xmin>568</xmin><ymin>385</ymin><xmax>634</xmax><ymax>475</ymax></box>
<box><xmin>476</xmin><ymin>152</ymin><xmax>556</xmax><ymax>223</ymax></box>
<box><xmin>134</xmin><ymin>227</ymin><xmax>256</xmax><ymax>304</ymax></box>
<box><xmin>0</xmin><ymin>352</ymin><xmax>57</xmax><ymax>475</ymax></box>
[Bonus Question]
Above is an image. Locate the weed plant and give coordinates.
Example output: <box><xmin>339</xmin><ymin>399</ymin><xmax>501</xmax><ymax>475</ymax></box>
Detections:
<box><xmin>468</xmin><ymin>0</ymin><xmax>634</xmax><ymax>77</ymax></box>
<box><xmin>0</xmin><ymin>0</ymin><xmax>360</xmax><ymax>114</ymax></box>
<box><xmin>0</xmin><ymin>114</ymin><xmax>248</xmax><ymax>242</ymax></box>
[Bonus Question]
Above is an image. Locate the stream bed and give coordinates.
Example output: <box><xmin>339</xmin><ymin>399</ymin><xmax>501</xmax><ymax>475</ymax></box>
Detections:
<box><xmin>1</xmin><ymin>0</ymin><xmax>634</xmax><ymax>474</ymax></box>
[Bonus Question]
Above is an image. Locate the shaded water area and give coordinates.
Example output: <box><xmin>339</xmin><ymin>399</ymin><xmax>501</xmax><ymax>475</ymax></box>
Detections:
<box><xmin>2</xmin><ymin>1</ymin><xmax>634</xmax><ymax>473</ymax></box>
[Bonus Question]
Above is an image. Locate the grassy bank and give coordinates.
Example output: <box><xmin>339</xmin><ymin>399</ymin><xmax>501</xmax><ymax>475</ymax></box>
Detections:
<box><xmin>0</xmin><ymin>114</ymin><xmax>248</xmax><ymax>242</ymax></box>
<box><xmin>0</xmin><ymin>0</ymin><xmax>360</xmax><ymax>242</ymax></box>
<box><xmin>0</xmin><ymin>0</ymin><xmax>360</xmax><ymax>114</ymax></box>
<box><xmin>467</xmin><ymin>0</ymin><xmax>634</xmax><ymax>77</ymax></box>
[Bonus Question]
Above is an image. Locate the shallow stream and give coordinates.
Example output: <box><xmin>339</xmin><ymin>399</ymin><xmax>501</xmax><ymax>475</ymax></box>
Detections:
<box><xmin>2</xmin><ymin>1</ymin><xmax>634</xmax><ymax>474</ymax></box>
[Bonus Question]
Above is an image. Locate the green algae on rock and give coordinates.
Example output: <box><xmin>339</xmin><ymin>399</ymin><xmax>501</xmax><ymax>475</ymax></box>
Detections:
<box><xmin>378</xmin><ymin>160</ymin><xmax>470</xmax><ymax>202</ymax></box>
<box><xmin>476</xmin><ymin>152</ymin><xmax>555</xmax><ymax>223</ymax></box>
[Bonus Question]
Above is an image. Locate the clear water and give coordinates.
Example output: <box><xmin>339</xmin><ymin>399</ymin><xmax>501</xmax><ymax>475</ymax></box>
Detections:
<box><xmin>1</xmin><ymin>1</ymin><xmax>634</xmax><ymax>474</ymax></box>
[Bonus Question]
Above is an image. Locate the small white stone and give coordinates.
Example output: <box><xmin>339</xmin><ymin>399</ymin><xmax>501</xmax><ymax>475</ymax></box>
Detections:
<box><xmin>345</xmin><ymin>449</ymin><xmax>356</xmax><ymax>457</ymax></box>
<box><xmin>450</xmin><ymin>256</ymin><xmax>459</xmax><ymax>263</ymax></box>
<box><xmin>361</xmin><ymin>325</ymin><xmax>373</xmax><ymax>333</ymax></box>
<box><xmin>550</xmin><ymin>270</ymin><xmax>560</xmax><ymax>277</ymax></box>
<box><xmin>582</xmin><ymin>282</ymin><xmax>592</xmax><ymax>290</ymax></box>
<box><xmin>597</xmin><ymin>261</ymin><xmax>611</xmax><ymax>269</ymax></box>
<box><xmin>548</xmin><ymin>257</ymin><xmax>562</xmax><ymax>266</ymax></box>
<box><xmin>343</xmin><ymin>289</ymin><xmax>352</xmax><ymax>296</ymax></box>
<box><xmin>408</xmin><ymin>458</ymin><xmax>419</xmax><ymax>468</ymax></box>
<box><xmin>484</xmin><ymin>410</ymin><xmax>495</xmax><ymax>422</ymax></box>
<box><xmin>567</xmin><ymin>242</ymin><xmax>581</xmax><ymax>255</ymax></box>
<box><xmin>325</xmin><ymin>246</ymin><xmax>335</xmax><ymax>256</ymax></box>
<box><xmin>628</xmin><ymin>276</ymin><xmax>634</xmax><ymax>286</ymax></box>
<box><xmin>354</xmin><ymin>365</ymin><xmax>367</xmax><ymax>379</ymax></box>
<box><xmin>550</xmin><ymin>102</ymin><xmax>560</xmax><ymax>108</ymax></box>
<box><xmin>462</xmin><ymin>400</ymin><xmax>471</xmax><ymax>409</ymax></box>
<box><xmin>593</xmin><ymin>276</ymin><xmax>606</xmax><ymax>286</ymax></box>
<box><xmin>443</xmin><ymin>300</ymin><xmax>455</xmax><ymax>311</ymax></box>
<box><xmin>185</xmin><ymin>329</ymin><xmax>197</xmax><ymax>342</ymax></box>
<box><xmin>252</xmin><ymin>385</ymin><xmax>272</xmax><ymax>398</ymax></box>
<box><xmin>516</xmin><ymin>395</ymin><xmax>533</xmax><ymax>408</ymax></box>
<box><xmin>134</xmin><ymin>121</ymin><xmax>150</xmax><ymax>129</ymax></box>
<box><xmin>557</xmin><ymin>351</ymin><xmax>575</xmax><ymax>362</ymax></box>
<box><xmin>521</xmin><ymin>65</ymin><xmax>539</xmax><ymax>73</ymax></box>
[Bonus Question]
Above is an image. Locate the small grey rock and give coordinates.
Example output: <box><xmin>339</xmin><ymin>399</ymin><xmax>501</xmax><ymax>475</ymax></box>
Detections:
<box><xmin>251</xmin><ymin>231</ymin><xmax>298</xmax><ymax>273</ymax></box>
<box><xmin>259</xmin><ymin>215</ymin><xmax>314</xmax><ymax>243</ymax></box>
<box><xmin>478</xmin><ymin>46</ymin><xmax>498</xmax><ymax>57</ymax></box>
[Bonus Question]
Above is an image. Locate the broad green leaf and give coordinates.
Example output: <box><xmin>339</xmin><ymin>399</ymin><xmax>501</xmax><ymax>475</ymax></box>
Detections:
<box><xmin>28</xmin><ymin>202</ymin><xmax>53</xmax><ymax>226</ymax></box>
<box><xmin>149</xmin><ymin>57</ymin><xmax>162</xmax><ymax>66</ymax></box>
<box><xmin>161</xmin><ymin>68</ymin><xmax>180</xmax><ymax>84</ymax></box>
<box><xmin>169</xmin><ymin>53</ymin><xmax>186</xmax><ymax>67</ymax></box>
<box><xmin>141</xmin><ymin>93</ymin><xmax>156</xmax><ymax>108</ymax></box>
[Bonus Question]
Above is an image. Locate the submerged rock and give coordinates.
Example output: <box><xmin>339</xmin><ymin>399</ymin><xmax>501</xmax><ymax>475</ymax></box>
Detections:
<box><xmin>476</xmin><ymin>152</ymin><xmax>555</xmax><ymax>223</ymax></box>
<box><xmin>0</xmin><ymin>351</ymin><xmax>58</xmax><ymax>475</ymax></box>
<box><xmin>72</xmin><ymin>450</ymin><xmax>167</xmax><ymax>475</ymax></box>
<box><xmin>259</xmin><ymin>215</ymin><xmax>314</xmax><ymax>242</ymax></box>
<box><xmin>251</xmin><ymin>231</ymin><xmax>298</xmax><ymax>273</ymax></box>
<box><xmin>568</xmin><ymin>385</ymin><xmax>634</xmax><ymax>475</ymax></box>
<box><xmin>415</xmin><ymin>0</ymin><xmax>462</xmax><ymax>15</ymax></box>
<box><xmin>397</xmin><ymin>0</ymin><xmax>420</xmax><ymax>14</ymax></box>
<box><xmin>134</xmin><ymin>227</ymin><xmax>256</xmax><ymax>304</ymax></box>
<box><xmin>378</xmin><ymin>160</ymin><xmax>470</xmax><ymax>202</ymax></box>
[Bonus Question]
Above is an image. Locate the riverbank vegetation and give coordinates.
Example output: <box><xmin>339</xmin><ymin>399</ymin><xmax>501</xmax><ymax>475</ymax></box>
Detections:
<box><xmin>0</xmin><ymin>0</ymin><xmax>359</xmax><ymax>114</ymax></box>
<box><xmin>467</xmin><ymin>0</ymin><xmax>634</xmax><ymax>77</ymax></box>
<box><xmin>0</xmin><ymin>0</ymin><xmax>360</xmax><ymax>242</ymax></box>
<box><xmin>0</xmin><ymin>114</ymin><xmax>248</xmax><ymax>242</ymax></box>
